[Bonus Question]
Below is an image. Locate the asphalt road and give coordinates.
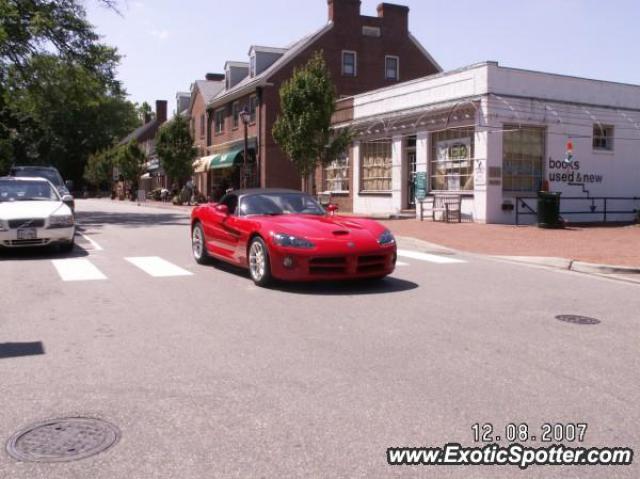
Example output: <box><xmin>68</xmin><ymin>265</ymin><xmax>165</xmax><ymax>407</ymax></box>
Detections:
<box><xmin>0</xmin><ymin>198</ymin><xmax>638</xmax><ymax>479</ymax></box>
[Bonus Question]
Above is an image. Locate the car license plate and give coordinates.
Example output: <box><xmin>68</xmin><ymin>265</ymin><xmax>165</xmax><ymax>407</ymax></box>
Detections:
<box><xmin>17</xmin><ymin>228</ymin><xmax>37</xmax><ymax>240</ymax></box>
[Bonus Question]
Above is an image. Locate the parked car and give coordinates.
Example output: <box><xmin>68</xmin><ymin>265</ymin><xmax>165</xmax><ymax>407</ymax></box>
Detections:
<box><xmin>9</xmin><ymin>165</ymin><xmax>75</xmax><ymax>211</ymax></box>
<box><xmin>190</xmin><ymin>188</ymin><xmax>397</xmax><ymax>286</ymax></box>
<box><xmin>0</xmin><ymin>177</ymin><xmax>75</xmax><ymax>252</ymax></box>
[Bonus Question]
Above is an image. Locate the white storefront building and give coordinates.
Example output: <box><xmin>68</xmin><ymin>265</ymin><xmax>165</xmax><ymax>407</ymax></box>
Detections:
<box><xmin>327</xmin><ymin>62</ymin><xmax>640</xmax><ymax>223</ymax></box>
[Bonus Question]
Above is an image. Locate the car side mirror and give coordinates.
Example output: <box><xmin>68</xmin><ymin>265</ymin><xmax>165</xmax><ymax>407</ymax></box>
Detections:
<box><xmin>215</xmin><ymin>204</ymin><xmax>229</xmax><ymax>215</ymax></box>
<box><xmin>62</xmin><ymin>194</ymin><xmax>74</xmax><ymax>209</ymax></box>
<box><xmin>327</xmin><ymin>204</ymin><xmax>338</xmax><ymax>215</ymax></box>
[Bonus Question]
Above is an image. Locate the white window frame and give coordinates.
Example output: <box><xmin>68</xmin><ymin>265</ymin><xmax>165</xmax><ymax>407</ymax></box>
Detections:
<box><xmin>324</xmin><ymin>152</ymin><xmax>350</xmax><ymax>193</ymax></box>
<box><xmin>385</xmin><ymin>55</ymin><xmax>399</xmax><ymax>81</ymax></box>
<box><xmin>214</xmin><ymin>108</ymin><xmax>225</xmax><ymax>134</ymax></box>
<box><xmin>249</xmin><ymin>55</ymin><xmax>256</xmax><ymax>78</ymax></box>
<box><xmin>342</xmin><ymin>50</ymin><xmax>357</xmax><ymax>77</ymax></box>
<box><xmin>592</xmin><ymin>124</ymin><xmax>614</xmax><ymax>151</ymax></box>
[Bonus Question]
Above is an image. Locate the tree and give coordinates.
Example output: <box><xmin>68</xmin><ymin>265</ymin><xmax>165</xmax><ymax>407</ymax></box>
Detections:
<box><xmin>156</xmin><ymin>115</ymin><xmax>196</xmax><ymax>188</ymax></box>
<box><xmin>137</xmin><ymin>101</ymin><xmax>153</xmax><ymax>123</ymax></box>
<box><xmin>0</xmin><ymin>0</ymin><xmax>138</xmax><ymax>182</ymax></box>
<box><xmin>114</xmin><ymin>140</ymin><xmax>144</xmax><ymax>189</ymax></box>
<box><xmin>84</xmin><ymin>148</ymin><xmax>115</xmax><ymax>191</ymax></box>
<box><xmin>272</xmin><ymin>51</ymin><xmax>351</xmax><ymax>192</ymax></box>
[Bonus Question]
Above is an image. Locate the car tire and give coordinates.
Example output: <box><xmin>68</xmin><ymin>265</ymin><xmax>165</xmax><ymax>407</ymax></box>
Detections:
<box><xmin>191</xmin><ymin>222</ymin><xmax>211</xmax><ymax>265</ymax></box>
<box><xmin>248</xmin><ymin>237</ymin><xmax>272</xmax><ymax>287</ymax></box>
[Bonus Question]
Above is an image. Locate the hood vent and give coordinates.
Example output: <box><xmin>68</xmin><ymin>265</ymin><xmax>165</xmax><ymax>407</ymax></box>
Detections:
<box><xmin>332</xmin><ymin>230</ymin><xmax>349</xmax><ymax>236</ymax></box>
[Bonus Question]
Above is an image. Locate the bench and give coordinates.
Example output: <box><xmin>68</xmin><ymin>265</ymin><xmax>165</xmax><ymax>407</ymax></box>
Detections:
<box><xmin>432</xmin><ymin>194</ymin><xmax>462</xmax><ymax>223</ymax></box>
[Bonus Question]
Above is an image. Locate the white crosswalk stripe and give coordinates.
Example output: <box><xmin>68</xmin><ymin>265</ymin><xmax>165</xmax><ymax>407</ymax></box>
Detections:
<box><xmin>52</xmin><ymin>258</ymin><xmax>107</xmax><ymax>281</ymax></box>
<box><xmin>125</xmin><ymin>256</ymin><xmax>193</xmax><ymax>278</ymax></box>
<box><xmin>397</xmin><ymin>249</ymin><xmax>466</xmax><ymax>264</ymax></box>
<box><xmin>396</xmin><ymin>261</ymin><xmax>410</xmax><ymax>267</ymax></box>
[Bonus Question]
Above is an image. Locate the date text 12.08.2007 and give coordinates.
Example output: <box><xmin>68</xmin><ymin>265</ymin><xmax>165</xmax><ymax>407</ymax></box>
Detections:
<box><xmin>472</xmin><ymin>423</ymin><xmax>588</xmax><ymax>444</ymax></box>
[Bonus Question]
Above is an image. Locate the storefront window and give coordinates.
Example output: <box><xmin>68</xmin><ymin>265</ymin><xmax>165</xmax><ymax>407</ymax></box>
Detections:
<box><xmin>430</xmin><ymin>129</ymin><xmax>474</xmax><ymax>191</ymax></box>
<box><xmin>502</xmin><ymin>125</ymin><xmax>545</xmax><ymax>192</ymax></box>
<box><xmin>324</xmin><ymin>152</ymin><xmax>349</xmax><ymax>192</ymax></box>
<box><xmin>360</xmin><ymin>140</ymin><xmax>392</xmax><ymax>192</ymax></box>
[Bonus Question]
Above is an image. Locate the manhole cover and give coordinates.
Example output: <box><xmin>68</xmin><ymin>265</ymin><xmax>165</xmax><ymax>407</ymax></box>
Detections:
<box><xmin>555</xmin><ymin>315</ymin><xmax>601</xmax><ymax>325</ymax></box>
<box><xmin>6</xmin><ymin>417</ymin><xmax>120</xmax><ymax>463</ymax></box>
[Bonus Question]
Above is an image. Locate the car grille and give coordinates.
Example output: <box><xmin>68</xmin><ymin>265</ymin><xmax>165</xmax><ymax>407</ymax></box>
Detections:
<box><xmin>8</xmin><ymin>218</ymin><xmax>45</xmax><ymax>229</ymax></box>
<box><xmin>309</xmin><ymin>256</ymin><xmax>347</xmax><ymax>274</ymax></box>
<box><xmin>3</xmin><ymin>239</ymin><xmax>48</xmax><ymax>247</ymax></box>
<box><xmin>357</xmin><ymin>254</ymin><xmax>387</xmax><ymax>274</ymax></box>
<box><xmin>308</xmin><ymin>254</ymin><xmax>390</xmax><ymax>275</ymax></box>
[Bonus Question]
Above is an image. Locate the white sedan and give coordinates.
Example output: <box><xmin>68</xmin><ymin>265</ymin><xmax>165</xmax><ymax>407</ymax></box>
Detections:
<box><xmin>0</xmin><ymin>176</ymin><xmax>75</xmax><ymax>252</ymax></box>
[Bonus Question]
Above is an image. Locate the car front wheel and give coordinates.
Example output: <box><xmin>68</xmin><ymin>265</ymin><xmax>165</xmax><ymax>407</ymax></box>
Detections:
<box><xmin>248</xmin><ymin>237</ymin><xmax>272</xmax><ymax>287</ymax></box>
<box><xmin>192</xmin><ymin>222</ymin><xmax>211</xmax><ymax>264</ymax></box>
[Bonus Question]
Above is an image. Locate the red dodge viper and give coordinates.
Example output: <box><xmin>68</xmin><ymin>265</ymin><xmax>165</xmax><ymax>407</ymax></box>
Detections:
<box><xmin>190</xmin><ymin>189</ymin><xmax>397</xmax><ymax>286</ymax></box>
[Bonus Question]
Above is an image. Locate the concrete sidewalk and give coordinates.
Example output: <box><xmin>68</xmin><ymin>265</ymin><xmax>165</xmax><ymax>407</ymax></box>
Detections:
<box><xmin>379</xmin><ymin>219</ymin><xmax>640</xmax><ymax>270</ymax></box>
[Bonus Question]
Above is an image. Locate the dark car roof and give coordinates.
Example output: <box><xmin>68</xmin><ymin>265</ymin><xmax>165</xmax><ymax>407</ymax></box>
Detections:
<box><xmin>231</xmin><ymin>188</ymin><xmax>304</xmax><ymax>197</ymax></box>
<box><xmin>10</xmin><ymin>165</ymin><xmax>59</xmax><ymax>171</ymax></box>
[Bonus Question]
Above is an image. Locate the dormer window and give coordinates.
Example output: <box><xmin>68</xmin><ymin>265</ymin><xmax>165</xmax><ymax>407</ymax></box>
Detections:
<box><xmin>225</xmin><ymin>74</ymin><xmax>230</xmax><ymax>90</ymax></box>
<box><xmin>250</xmin><ymin>55</ymin><xmax>256</xmax><ymax>77</ymax></box>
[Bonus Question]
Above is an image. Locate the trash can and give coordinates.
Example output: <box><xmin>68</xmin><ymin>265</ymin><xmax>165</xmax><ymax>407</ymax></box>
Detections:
<box><xmin>537</xmin><ymin>191</ymin><xmax>562</xmax><ymax>228</ymax></box>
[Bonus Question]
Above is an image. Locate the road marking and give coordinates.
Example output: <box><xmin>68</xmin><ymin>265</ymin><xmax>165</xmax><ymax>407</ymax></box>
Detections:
<box><xmin>125</xmin><ymin>256</ymin><xmax>193</xmax><ymax>278</ymax></box>
<box><xmin>397</xmin><ymin>249</ymin><xmax>466</xmax><ymax>264</ymax></box>
<box><xmin>396</xmin><ymin>261</ymin><xmax>410</xmax><ymax>267</ymax></box>
<box><xmin>79</xmin><ymin>233</ymin><xmax>103</xmax><ymax>251</ymax></box>
<box><xmin>52</xmin><ymin>258</ymin><xmax>107</xmax><ymax>281</ymax></box>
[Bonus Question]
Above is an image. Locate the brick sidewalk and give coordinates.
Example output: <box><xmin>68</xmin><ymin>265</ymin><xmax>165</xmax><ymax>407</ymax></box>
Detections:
<box><xmin>379</xmin><ymin>219</ymin><xmax>640</xmax><ymax>267</ymax></box>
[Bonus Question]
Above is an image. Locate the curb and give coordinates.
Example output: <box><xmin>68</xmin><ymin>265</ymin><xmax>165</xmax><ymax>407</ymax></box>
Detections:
<box><xmin>495</xmin><ymin>255</ymin><xmax>640</xmax><ymax>275</ymax></box>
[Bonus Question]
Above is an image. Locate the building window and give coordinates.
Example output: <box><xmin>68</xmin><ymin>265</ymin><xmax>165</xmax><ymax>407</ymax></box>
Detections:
<box><xmin>593</xmin><ymin>124</ymin><xmax>614</xmax><ymax>151</ymax></box>
<box><xmin>385</xmin><ymin>56</ymin><xmax>399</xmax><ymax>81</ymax></box>
<box><xmin>249</xmin><ymin>95</ymin><xmax>257</xmax><ymax>123</ymax></box>
<box><xmin>431</xmin><ymin>128</ymin><xmax>474</xmax><ymax>191</ymax></box>
<box><xmin>324</xmin><ymin>152</ymin><xmax>349</xmax><ymax>192</ymax></box>
<box><xmin>502</xmin><ymin>125</ymin><xmax>545</xmax><ymax>192</ymax></box>
<box><xmin>232</xmin><ymin>102</ymin><xmax>240</xmax><ymax>129</ymax></box>
<box><xmin>250</xmin><ymin>55</ymin><xmax>256</xmax><ymax>77</ymax></box>
<box><xmin>225</xmin><ymin>75</ymin><xmax>230</xmax><ymax>90</ymax></box>
<box><xmin>199</xmin><ymin>114</ymin><xmax>205</xmax><ymax>139</ymax></box>
<box><xmin>362</xmin><ymin>26</ymin><xmax>381</xmax><ymax>37</ymax></box>
<box><xmin>360</xmin><ymin>140</ymin><xmax>392</xmax><ymax>192</ymax></box>
<box><xmin>342</xmin><ymin>51</ymin><xmax>357</xmax><ymax>77</ymax></box>
<box><xmin>214</xmin><ymin>108</ymin><xmax>225</xmax><ymax>134</ymax></box>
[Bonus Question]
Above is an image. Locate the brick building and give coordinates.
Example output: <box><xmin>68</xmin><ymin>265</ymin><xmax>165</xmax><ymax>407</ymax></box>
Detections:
<box><xmin>200</xmin><ymin>0</ymin><xmax>440</xmax><ymax>199</ymax></box>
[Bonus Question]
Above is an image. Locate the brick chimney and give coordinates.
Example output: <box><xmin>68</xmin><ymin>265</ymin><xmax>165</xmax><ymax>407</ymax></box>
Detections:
<box><xmin>327</xmin><ymin>0</ymin><xmax>361</xmax><ymax>23</ymax></box>
<box><xmin>377</xmin><ymin>2</ymin><xmax>409</xmax><ymax>33</ymax></box>
<box><xmin>155</xmin><ymin>100</ymin><xmax>167</xmax><ymax>124</ymax></box>
<box><xmin>205</xmin><ymin>73</ymin><xmax>225</xmax><ymax>81</ymax></box>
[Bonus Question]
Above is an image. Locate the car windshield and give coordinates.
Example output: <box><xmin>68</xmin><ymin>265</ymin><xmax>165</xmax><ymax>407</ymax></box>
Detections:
<box><xmin>239</xmin><ymin>193</ymin><xmax>325</xmax><ymax>216</ymax></box>
<box><xmin>0</xmin><ymin>180</ymin><xmax>60</xmax><ymax>202</ymax></box>
<box><xmin>12</xmin><ymin>168</ymin><xmax>63</xmax><ymax>187</ymax></box>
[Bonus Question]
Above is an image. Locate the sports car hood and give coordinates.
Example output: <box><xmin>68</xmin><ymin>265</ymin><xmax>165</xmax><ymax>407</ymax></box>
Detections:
<box><xmin>0</xmin><ymin>201</ymin><xmax>68</xmax><ymax>220</ymax></box>
<box><xmin>260</xmin><ymin>214</ymin><xmax>386</xmax><ymax>242</ymax></box>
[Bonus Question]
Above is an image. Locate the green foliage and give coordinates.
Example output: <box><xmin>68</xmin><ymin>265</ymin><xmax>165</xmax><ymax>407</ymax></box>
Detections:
<box><xmin>0</xmin><ymin>0</ymin><xmax>138</xmax><ymax>183</ymax></box>
<box><xmin>156</xmin><ymin>115</ymin><xmax>196</xmax><ymax>188</ymax></box>
<box><xmin>272</xmin><ymin>50</ymin><xmax>352</xmax><ymax>188</ymax></box>
<box><xmin>113</xmin><ymin>140</ymin><xmax>144</xmax><ymax>185</ymax></box>
<box><xmin>84</xmin><ymin>147</ymin><xmax>115</xmax><ymax>190</ymax></box>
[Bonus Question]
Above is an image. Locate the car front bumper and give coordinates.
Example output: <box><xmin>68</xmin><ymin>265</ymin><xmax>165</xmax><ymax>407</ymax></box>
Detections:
<box><xmin>268</xmin><ymin>245</ymin><xmax>397</xmax><ymax>281</ymax></box>
<box><xmin>0</xmin><ymin>226</ymin><xmax>75</xmax><ymax>248</ymax></box>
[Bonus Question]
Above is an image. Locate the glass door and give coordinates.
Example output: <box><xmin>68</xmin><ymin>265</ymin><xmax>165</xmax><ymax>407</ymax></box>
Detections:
<box><xmin>406</xmin><ymin>136</ymin><xmax>417</xmax><ymax>208</ymax></box>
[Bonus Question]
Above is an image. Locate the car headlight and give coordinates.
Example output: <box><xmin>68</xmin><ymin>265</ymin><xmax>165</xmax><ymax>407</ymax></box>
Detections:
<box><xmin>48</xmin><ymin>214</ymin><xmax>75</xmax><ymax>228</ymax></box>
<box><xmin>377</xmin><ymin>229</ymin><xmax>395</xmax><ymax>245</ymax></box>
<box><xmin>272</xmin><ymin>232</ymin><xmax>314</xmax><ymax>249</ymax></box>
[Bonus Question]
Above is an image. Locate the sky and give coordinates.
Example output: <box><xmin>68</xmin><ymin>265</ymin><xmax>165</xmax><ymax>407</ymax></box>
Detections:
<box><xmin>84</xmin><ymin>0</ymin><xmax>640</xmax><ymax>117</ymax></box>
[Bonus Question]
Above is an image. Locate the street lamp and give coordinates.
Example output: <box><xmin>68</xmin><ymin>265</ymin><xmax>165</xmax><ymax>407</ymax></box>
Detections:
<box><xmin>239</xmin><ymin>106</ymin><xmax>251</xmax><ymax>189</ymax></box>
